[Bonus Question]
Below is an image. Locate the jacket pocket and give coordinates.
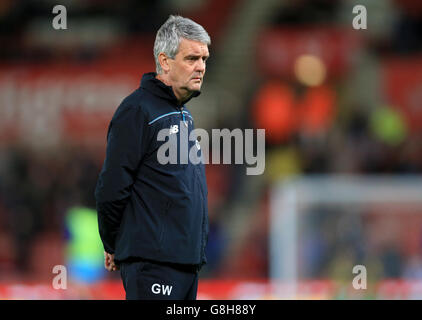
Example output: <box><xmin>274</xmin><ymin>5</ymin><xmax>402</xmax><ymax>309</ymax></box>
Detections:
<box><xmin>158</xmin><ymin>199</ymin><xmax>172</xmax><ymax>251</ymax></box>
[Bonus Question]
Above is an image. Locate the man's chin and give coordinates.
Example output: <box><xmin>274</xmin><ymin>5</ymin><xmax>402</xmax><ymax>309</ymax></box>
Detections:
<box><xmin>189</xmin><ymin>84</ymin><xmax>202</xmax><ymax>92</ymax></box>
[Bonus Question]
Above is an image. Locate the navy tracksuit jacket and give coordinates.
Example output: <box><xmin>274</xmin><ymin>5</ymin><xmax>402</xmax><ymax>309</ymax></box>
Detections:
<box><xmin>95</xmin><ymin>72</ymin><xmax>209</xmax><ymax>270</ymax></box>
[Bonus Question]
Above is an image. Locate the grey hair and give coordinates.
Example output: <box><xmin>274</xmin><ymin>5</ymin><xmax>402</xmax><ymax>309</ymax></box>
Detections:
<box><xmin>154</xmin><ymin>15</ymin><xmax>211</xmax><ymax>74</ymax></box>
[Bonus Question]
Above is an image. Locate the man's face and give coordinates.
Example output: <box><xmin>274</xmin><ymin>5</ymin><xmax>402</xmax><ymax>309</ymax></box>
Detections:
<box><xmin>167</xmin><ymin>38</ymin><xmax>209</xmax><ymax>100</ymax></box>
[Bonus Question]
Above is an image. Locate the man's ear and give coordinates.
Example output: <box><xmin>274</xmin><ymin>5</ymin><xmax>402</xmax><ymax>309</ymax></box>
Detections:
<box><xmin>158</xmin><ymin>52</ymin><xmax>170</xmax><ymax>73</ymax></box>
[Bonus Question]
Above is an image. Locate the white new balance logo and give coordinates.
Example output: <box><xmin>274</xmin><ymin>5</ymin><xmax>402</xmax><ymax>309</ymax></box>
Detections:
<box><xmin>169</xmin><ymin>125</ymin><xmax>179</xmax><ymax>135</ymax></box>
<box><xmin>152</xmin><ymin>283</ymin><xmax>173</xmax><ymax>296</ymax></box>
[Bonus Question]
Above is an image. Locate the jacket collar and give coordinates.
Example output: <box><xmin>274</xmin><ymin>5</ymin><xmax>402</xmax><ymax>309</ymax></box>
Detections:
<box><xmin>140</xmin><ymin>72</ymin><xmax>201</xmax><ymax>106</ymax></box>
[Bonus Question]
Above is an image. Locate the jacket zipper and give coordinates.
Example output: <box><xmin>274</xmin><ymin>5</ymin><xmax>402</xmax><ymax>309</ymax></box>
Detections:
<box><xmin>180</xmin><ymin>106</ymin><xmax>188</xmax><ymax>127</ymax></box>
<box><xmin>180</xmin><ymin>104</ymin><xmax>205</xmax><ymax>267</ymax></box>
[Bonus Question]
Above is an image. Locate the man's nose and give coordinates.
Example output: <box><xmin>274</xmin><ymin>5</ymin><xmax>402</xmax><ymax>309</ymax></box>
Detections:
<box><xmin>195</xmin><ymin>59</ymin><xmax>206</xmax><ymax>72</ymax></box>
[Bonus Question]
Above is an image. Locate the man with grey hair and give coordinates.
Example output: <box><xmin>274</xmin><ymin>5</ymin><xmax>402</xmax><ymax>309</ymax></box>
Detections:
<box><xmin>95</xmin><ymin>15</ymin><xmax>210</xmax><ymax>300</ymax></box>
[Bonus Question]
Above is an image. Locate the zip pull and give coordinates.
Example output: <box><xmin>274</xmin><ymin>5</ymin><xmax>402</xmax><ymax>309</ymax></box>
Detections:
<box><xmin>180</xmin><ymin>106</ymin><xmax>188</xmax><ymax>127</ymax></box>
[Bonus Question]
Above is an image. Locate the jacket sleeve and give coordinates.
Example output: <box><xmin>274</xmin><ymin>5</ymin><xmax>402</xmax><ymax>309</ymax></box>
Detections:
<box><xmin>95</xmin><ymin>102</ymin><xmax>147</xmax><ymax>254</ymax></box>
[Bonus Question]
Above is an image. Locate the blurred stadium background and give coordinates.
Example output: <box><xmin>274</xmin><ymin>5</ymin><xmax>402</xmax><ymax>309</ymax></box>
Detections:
<box><xmin>1</xmin><ymin>0</ymin><xmax>422</xmax><ymax>299</ymax></box>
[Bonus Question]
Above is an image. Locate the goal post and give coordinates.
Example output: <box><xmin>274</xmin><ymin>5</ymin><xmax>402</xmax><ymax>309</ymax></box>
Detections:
<box><xmin>270</xmin><ymin>175</ymin><xmax>422</xmax><ymax>298</ymax></box>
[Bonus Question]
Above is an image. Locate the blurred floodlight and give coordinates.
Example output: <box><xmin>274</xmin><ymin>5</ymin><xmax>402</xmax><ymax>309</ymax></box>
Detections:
<box><xmin>294</xmin><ymin>54</ymin><xmax>327</xmax><ymax>87</ymax></box>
